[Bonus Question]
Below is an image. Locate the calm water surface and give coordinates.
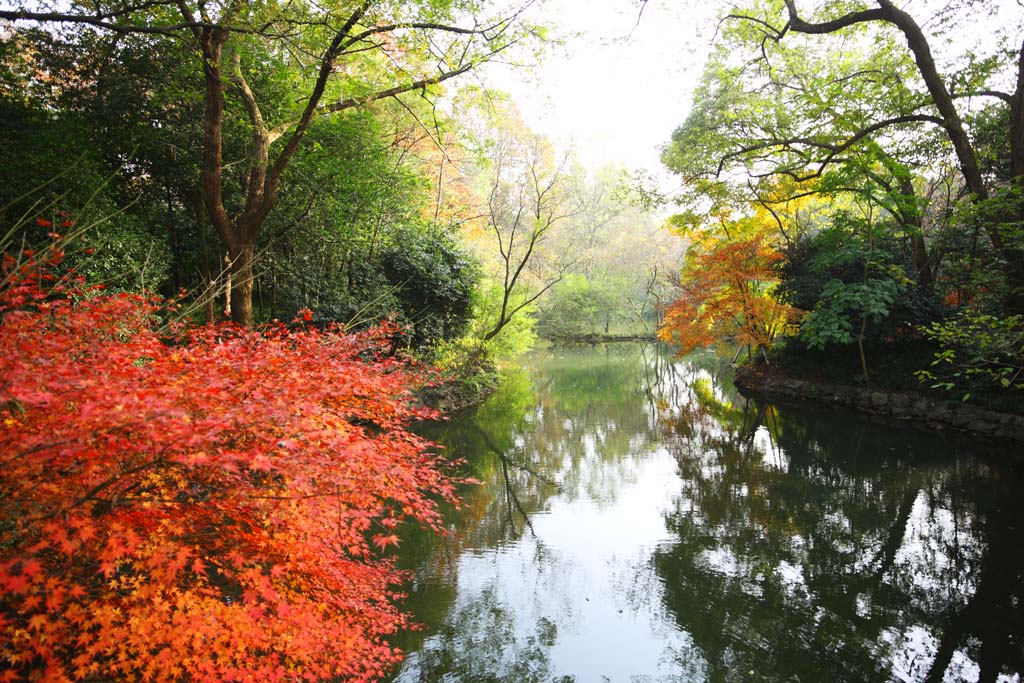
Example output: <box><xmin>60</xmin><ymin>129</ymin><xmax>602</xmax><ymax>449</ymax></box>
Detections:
<box><xmin>393</xmin><ymin>344</ymin><xmax>1024</xmax><ymax>682</ymax></box>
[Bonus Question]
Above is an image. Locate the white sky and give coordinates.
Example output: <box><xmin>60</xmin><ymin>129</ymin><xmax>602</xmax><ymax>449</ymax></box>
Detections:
<box><xmin>482</xmin><ymin>0</ymin><xmax>717</xmax><ymax>175</ymax></box>
<box><xmin>480</xmin><ymin>0</ymin><xmax>1024</xmax><ymax>184</ymax></box>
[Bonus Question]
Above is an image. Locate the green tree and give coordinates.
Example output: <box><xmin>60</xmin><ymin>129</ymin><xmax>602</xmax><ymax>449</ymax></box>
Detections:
<box><xmin>781</xmin><ymin>210</ymin><xmax>936</xmax><ymax>383</ymax></box>
<box><xmin>672</xmin><ymin>0</ymin><xmax>1024</xmax><ymax>308</ymax></box>
<box><xmin>3</xmin><ymin>0</ymin><xmax>525</xmax><ymax>325</ymax></box>
<box><xmin>542</xmin><ymin>166</ymin><xmax>683</xmax><ymax>336</ymax></box>
<box><xmin>453</xmin><ymin>95</ymin><xmax>582</xmax><ymax>343</ymax></box>
<box><xmin>537</xmin><ymin>274</ymin><xmax>617</xmax><ymax>337</ymax></box>
<box><xmin>0</xmin><ymin>89</ymin><xmax>173</xmax><ymax>293</ymax></box>
<box><xmin>254</xmin><ymin>105</ymin><xmax>474</xmax><ymax>331</ymax></box>
<box><xmin>662</xmin><ymin>9</ymin><xmax>940</xmax><ymax>293</ymax></box>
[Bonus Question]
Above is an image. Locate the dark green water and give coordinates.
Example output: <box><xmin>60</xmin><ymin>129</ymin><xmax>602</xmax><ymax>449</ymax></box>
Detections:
<box><xmin>392</xmin><ymin>344</ymin><xmax>1024</xmax><ymax>682</ymax></box>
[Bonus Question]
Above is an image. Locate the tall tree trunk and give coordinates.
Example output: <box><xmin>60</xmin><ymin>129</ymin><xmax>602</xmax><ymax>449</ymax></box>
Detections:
<box><xmin>194</xmin><ymin>27</ymin><xmax>259</xmax><ymax>327</ymax></box>
<box><xmin>896</xmin><ymin>176</ymin><xmax>933</xmax><ymax>291</ymax></box>
<box><xmin>228</xmin><ymin>242</ymin><xmax>255</xmax><ymax>327</ymax></box>
<box><xmin>877</xmin><ymin>0</ymin><xmax>1020</xmax><ymax>308</ymax></box>
<box><xmin>196</xmin><ymin>26</ymin><xmax>247</xmax><ymax>323</ymax></box>
<box><xmin>184</xmin><ymin>4</ymin><xmax>478</xmax><ymax>326</ymax></box>
<box><xmin>786</xmin><ymin>0</ymin><xmax>1022</xmax><ymax>308</ymax></box>
<box><xmin>910</xmin><ymin>232</ymin><xmax>933</xmax><ymax>289</ymax></box>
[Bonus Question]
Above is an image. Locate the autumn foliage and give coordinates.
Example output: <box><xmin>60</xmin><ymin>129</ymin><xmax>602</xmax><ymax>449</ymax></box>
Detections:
<box><xmin>659</xmin><ymin>232</ymin><xmax>800</xmax><ymax>356</ymax></box>
<box><xmin>0</xmin><ymin>250</ymin><xmax>455</xmax><ymax>682</ymax></box>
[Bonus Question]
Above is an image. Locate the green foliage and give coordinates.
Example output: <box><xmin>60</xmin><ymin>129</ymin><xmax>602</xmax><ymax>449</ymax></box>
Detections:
<box><xmin>380</xmin><ymin>228</ymin><xmax>479</xmax><ymax>350</ymax></box>
<box><xmin>1</xmin><ymin>7</ymin><xmax>527</xmax><ymax>334</ymax></box>
<box><xmin>779</xmin><ymin>215</ymin><xmax>940</xmax><ymax>352</ymax></box>
<box><xmin>265</xmin><ymin>223</ymin><xmax>479</xmax><ymax>352</ymax></box>
<box><xmin>969</xmin><ymin>103</ymin><xmax>1013</xmax><ymax>182</ymax></box>
<box><xmin>660</xmin><ymin>19</ymin><xmax>922</xmax><ymax>217</ymax></box>
<box><xmin>926</xmin><ymin>185</ymin><xmax>1024</xmax><ymax>318</ymax></box>
<box><xmin>536</xmin><ymin>275</ymin><xmax>620</xmax><ymax>337</ymax></box>
<box><xmin>419</xmin><ymin>279</ymin><xmax>538</xmax><ymax>410</ymax></box>
<box><xmin>466</xmin><ymin>280</ymin><xmax>537</xmax><ymax>359</ymax></box>
<box><xmin>253</xmin><ymin>110</ymin><xmax>480</xmax><ymax>347</ymax></box>
<box><xmin>0</xmin><ymin>98</ymin><xmax>172</xmax><ymax>291</ymax></box>
<box><xmin>916</xmin><ymin>311</ymin><xmax>1024</xmax><ymax>399</ymax></box>
<box><xmin>800</xmin><ymin>278</ymin><xmax>901</xmax><ymax>350</ymax></box>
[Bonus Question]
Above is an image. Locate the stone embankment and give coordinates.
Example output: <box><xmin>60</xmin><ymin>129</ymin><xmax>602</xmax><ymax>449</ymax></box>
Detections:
<box><xmin>546</xmin><ymin>334</ymin><xmax>658</xmax><ymax>344</ymax></box>
<box><xmin>734</xmin><ymin>367</ymin><xmax>1024</xmax><ymax>444</ymax></box>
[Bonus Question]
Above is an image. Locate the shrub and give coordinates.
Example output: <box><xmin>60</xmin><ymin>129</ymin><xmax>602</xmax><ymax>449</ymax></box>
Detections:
<box><xmin>0</xmin><ymin>251</ymin><xmax>454</xmax><ymax>682</ymax></box>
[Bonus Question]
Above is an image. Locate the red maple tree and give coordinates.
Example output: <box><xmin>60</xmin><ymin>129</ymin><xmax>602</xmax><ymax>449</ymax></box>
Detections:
<box><xmin>659</xmin><ymin>234</ymin><xmax>800</xmax><ymax>356</ymax></box>
<box><xmin>0</xmin><ymin>248</ymin><xmax>454</xmax><ymax>682</ymax></box>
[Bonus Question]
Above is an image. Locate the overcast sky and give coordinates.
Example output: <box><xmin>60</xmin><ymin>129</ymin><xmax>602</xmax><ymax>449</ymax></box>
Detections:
<box><xmin>481</xmin><ymin>0</ymin><xmax>1024</xmax><ymax>184</ymax></box>
<box><xmin>483</xmin><ymin>0</ymin><xmax>717</xmax><ymax>175</ymax></box>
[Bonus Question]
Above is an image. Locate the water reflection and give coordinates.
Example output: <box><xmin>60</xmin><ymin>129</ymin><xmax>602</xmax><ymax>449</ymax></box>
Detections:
<box><xmin>392</xmin><ymin>344</ymin><xmax>1023</xmax><ymax>683</ymax></box>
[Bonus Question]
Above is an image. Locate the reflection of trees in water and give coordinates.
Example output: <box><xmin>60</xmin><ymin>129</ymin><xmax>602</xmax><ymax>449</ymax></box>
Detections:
<box><xmin>457</xmin><ymin>344</ymin><xmax>687</xmax><ymax>541</ymax></box>
<box><xmin>653</xmin><ymin>378</ymin><xmax>1024</xmax><ymax>682</ymax></box>
<box><xmin>398</xmin><ymin>346</ymin><xmax>1022</xmax><ymax>683</ymax></box>
<box><xmin>395</xmin><ymin>584</ymin><xmax>558</xmax><ymax>683</ymax></box>
<box><xmin>527</xmin><ymin>346</ymin><xmax>660</xmax><ymax>505</ymax></box>
<box><xmin>394</xmin><ymin>344</ymin><xmax>693</xmax><ymax>681</ymax></box>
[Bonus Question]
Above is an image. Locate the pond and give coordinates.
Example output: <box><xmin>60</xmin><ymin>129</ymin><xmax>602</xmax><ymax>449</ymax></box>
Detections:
<box><xmin>392</xmin><ymin>343</ymin><xmax>1024</xmax><ymax>683</ymax></box>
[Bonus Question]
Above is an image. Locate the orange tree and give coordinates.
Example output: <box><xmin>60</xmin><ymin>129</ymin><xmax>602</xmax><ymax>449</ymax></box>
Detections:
<box><xmin>0</xmin><ymin>249</ymin><xmax>455</xmax><ymax>682</ymax></box>
<box><xmin>659</xmin><ymin>216</ymin><xmax>800</xmax><ymax>359</ymax></box>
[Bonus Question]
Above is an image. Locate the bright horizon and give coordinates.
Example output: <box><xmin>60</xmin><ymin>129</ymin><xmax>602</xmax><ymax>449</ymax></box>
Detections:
<box><xmin>483</xmin><ymin>0</ymin><xmax>715</xmax><ymax>178</ymax></box>
<box><xmin>482</xmin><ymin>0</ymin><xmax>1024</xmax><ymax>189</ymax></box>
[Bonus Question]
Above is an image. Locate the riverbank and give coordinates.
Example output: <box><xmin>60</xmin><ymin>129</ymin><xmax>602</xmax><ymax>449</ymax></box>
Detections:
<box><xmin>417</xmin><ymin>362</ymin><xmax>501</xmax><ymax>415</ymax></box>
<box><xmin>734</xmin><ymin>366</ymin><xmax>1024</xmax><ymax>444</ymax></box>
<box><xmin>543</xmin><ymin>333</ymin><xmax>658</xmax><ymax>344</ymax></box>
<box><xmin>392</xmin><ymin>342</ymin><xmax>1024</xmax><ymax>682</ymax></box>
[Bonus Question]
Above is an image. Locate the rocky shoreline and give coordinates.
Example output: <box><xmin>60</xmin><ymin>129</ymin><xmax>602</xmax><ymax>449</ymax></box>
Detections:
<box><xmin>734</xmin><ymin>367</ymin><xmax>1024</xmax><ymax>445</ymax></box>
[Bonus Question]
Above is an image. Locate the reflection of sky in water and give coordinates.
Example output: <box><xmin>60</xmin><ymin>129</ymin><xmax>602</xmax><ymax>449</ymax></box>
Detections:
<box><xmin>393</xmin><ymin>345</ymin><xmax>1024</xmax><ymax>683</ymax></box>
<box><xmin>881</xmin><ymin>625</ymin><xmax>1014</xmax><ymax>683</ymax></box>
<box><xmin>396</xmin><ymin>442</ymin><xmax>697</xmax><ymax>681</ymax></box>
<box><xmin>896</xmin><ymin>492</ymin><xmax>981</xmax><ymax>597</ymax></box>
<box><xmin>755</xmin><ymin>426</ymin><xmax>788</xmax><ymax>470</ymax></box>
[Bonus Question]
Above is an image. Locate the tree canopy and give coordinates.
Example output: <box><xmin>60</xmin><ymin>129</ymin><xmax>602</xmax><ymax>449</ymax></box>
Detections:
<box><xmin>660</xmin><ymin>0</ymin><xmax>1024</xmax><ymax>399</ymax></box>
<box><xmin>2</xmin><ymin>0</ymin><xmax>529</xmax><ymax>325</ymax></box>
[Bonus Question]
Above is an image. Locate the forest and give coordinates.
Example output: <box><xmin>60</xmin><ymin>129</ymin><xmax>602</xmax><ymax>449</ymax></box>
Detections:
<box><xmin>1</xmin><ymin>0</ymin><xmax>1022</xmax><ymax>681</ymax></box>
<box><xmin>657</xmin><ymin>0</ymin><xmax>1024</xmax><ymax>409</ymax></box>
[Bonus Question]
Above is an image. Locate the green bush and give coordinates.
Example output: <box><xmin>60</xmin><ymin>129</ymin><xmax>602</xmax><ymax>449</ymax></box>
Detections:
<box><xmin>916</xmin><ymin>311</ymin><xmax>1024</xmax><ymax>402</ymax></box>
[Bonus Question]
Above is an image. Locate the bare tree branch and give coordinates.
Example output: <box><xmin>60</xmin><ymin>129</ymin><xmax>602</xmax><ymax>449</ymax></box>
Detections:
<box><xmin>714</xmin><ymin>113</ymin><xmax>944</xmax><ymax>178</ymax></box>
